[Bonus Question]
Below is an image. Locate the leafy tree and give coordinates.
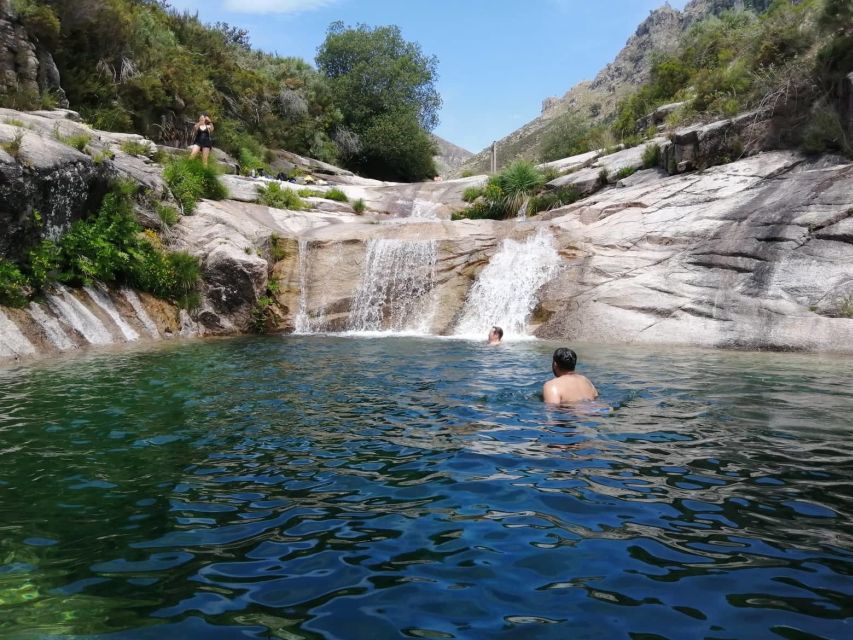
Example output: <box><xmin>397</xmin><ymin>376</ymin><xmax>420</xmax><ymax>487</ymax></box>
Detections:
<box><xmin>316</xmin><ymin>22</ymin><xmax>441</xmax><ymax>180</ymax></box>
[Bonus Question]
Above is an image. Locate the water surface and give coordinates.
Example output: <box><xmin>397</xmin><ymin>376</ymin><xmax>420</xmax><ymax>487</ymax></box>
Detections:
<box><xmin>0</xmin><ymin>337</ymin><xmax>851</xmax><ymax>639</ymax></box>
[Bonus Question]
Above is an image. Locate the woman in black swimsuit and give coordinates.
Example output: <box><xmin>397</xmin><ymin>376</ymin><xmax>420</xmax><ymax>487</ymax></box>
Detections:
<box><xmin>190</xmin><ymin>114</ymin><xmax>214</xmax><ymax>165</ymax></box>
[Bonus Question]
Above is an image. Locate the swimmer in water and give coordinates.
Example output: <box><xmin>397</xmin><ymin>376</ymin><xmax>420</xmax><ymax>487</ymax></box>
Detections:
<box><xmin>487</xmin><ymin>326</ymin><xmax>503</xmax><ymax>345</ymax></box>
<box><xmin>543</xmin><ymin>347</ymin><xmax>598</xmax><ymax>404</ymax></box>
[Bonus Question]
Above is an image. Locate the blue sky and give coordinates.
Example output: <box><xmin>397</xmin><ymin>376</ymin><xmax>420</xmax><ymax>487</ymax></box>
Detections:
<box><xmin>166</xmin><ymin>0</ymin><xmax>690</xmax><ymax>152</ymax></box>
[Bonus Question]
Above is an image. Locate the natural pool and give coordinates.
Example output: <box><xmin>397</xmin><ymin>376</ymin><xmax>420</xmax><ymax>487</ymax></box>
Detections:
<box><xmin>0</xmin><ymin>336</ymin><xmax>851</xmax><ymax>639</ymax></box>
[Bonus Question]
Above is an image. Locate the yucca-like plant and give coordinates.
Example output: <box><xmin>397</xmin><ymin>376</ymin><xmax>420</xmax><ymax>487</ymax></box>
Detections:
<box><xmin>495</xmin><ymin>160</ymin><xmax>545</xmax><ymax>217</ymax></box>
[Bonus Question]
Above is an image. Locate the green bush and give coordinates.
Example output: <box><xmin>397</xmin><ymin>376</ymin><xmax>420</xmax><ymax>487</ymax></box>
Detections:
<box><xmin>642</xmin><ymin>143</ymin><xmax>661</xmax><ymax>169</ymax></box>
<box><xmin>800</xmin><ymin>103</ymin><xmax>850</xmax><ymax>156</ymax></box>
<box><xmin>451</xmin><ymin>201</ymin><xmax>504</xmax><ymax>221</ymax></box>
<box><xmin>156</xmin><ymin>203</ymin><xmax>180</xmax><ymax>226</ymax></box>
<box><xmin>163</xmin><ymin>157</ymin><xmax>226</xmax><ymax>214</ymax></box>
<box><xmin>597</xmin><ymin>168</ymin><xmax>610</xmax><ymax>187</ymax></box>
<box><xmin>528</xmin><ymin>187</ymin><xmax>581</xmax><ymax>214</ymax></box>
<box><xmin>494</xmin><ymin>160</ymin><xmax>545</xmax><ymax>215</ymax></box>
<box><xmin>0</xmin><ymin>259</ymin><xmax>30</xmax><ymax>307</ymax></box>
<box><xmin>257</xmin><ymin>182</ymin><xmax>305</xmax><ymax>210</ymax></box>
<box><xmin>1</xmin><ymin>130</ymin><xmax>24</xmax><ymax>161</ymax></box>
<box><xmin>462</xmin><ymin>186</ymin><xmax>483</xmax><ymax>202</ymax></box>
<box><xmin>53</xmin><ymin>128</ymin><xmax>91</xmax><ymax>152</ymax></box>
<box><xmin>615</xmin><ymin>166</ymin><xmax>638</xmax><ymax>180</ymax></box>
<box><xmin>324</xmin><ymin>187</ymin><xmax>348</xmax><ymax>202</ymax></box>
<box><xmin>120</xmin><ymin>140</ymin><xmax>152</xmax><ymax>156</ymax></box>
<box><xmin>27</xmin><ymin>240</ymin><xmax>61</xmax><ymax>290</ymax></box>
<box><xmin>352</xmin><ymin>198</ymin><xmax>366</xmax><ymax>214</ymax></box>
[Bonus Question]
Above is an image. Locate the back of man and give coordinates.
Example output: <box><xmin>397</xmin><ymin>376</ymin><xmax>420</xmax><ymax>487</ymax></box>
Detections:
<box><xmin>543</xmin><ymin>347</ymin><xmax>598</xmax><ymax>404</ymax></box>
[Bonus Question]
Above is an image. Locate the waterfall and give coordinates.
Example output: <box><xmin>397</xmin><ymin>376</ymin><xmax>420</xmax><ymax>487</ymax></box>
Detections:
<box><xmin>47</xmin><ymin>286</ymin><xmax>114</xmax><ymax>345</ymax></box>
<box><xmin>0</xmin><ymin>310</ymin><xmax>36</xmax><ymax>358</ymax></box>
<box><xmin>347</xmin><ymin>239</ymin><xmax>438</xmax><ymax>333</ymax></box>
<box><xmin>454</xmin><ymin>228</ymin><xmax>561</xmax><ymax>338</ymax></box>
<box><xmin>294</xmin><ymin>239</ymin><xmax>312</xmax><ymax>334</ymax></box>
<box><xmin>121</xmin><ymin>289</ymin><xmax>160</xmax><ymax>339</ymax></box>
<box><xmin>28</xmin><ymin>302</ymin><xmax>75</xmax><ymax>351</ymax></box>
<box><xmin>85</xmin><ymin>286</ymin><xmax>140</xmax><ymax>342</ymax></box>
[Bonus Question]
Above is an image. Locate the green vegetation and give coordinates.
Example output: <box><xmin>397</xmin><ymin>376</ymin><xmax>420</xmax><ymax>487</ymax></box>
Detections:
<box><xmin>353</xmin><ymin>198</ymin><xmax>366</xmax><ymax>214</ymax></box>
<box><xmin>0</xmin><ymin>181</ymin><xmax>201</xmax><ymax>308</ymax></box>
<box><xmin>52</xmin><ymin>127</ymin><xmax>91</xmax><ymax>152</ymax></box>
<box><xmin>642</xmin><ymin>143</ymin><xmax>662</xmax><ymax>169</ymax></box>
<box><xmin>5</xmin><ymin>1</ymin><xmax>443</xmax><ymax>181</ymax></box>
<box><xmin>3</xmin><ymin>118</ymin><xmax>26</xmax><ymax>128</ymax></box>
<box><xmin>156</xmin><ymin>203</ymin><xmax>180</xmax><ymax>227</ymax></box>
<box><xmin>454</xmin><ymin>161</ymin><xmax>576</xmax><ymax>220</ymax></box>
<box><xmin>324</xmin><ymin>187</ymin><xmax>349</xmax><ymax>202</ymax></box>
<box><xmin>120</xmin><ymin>140</ymin><xmax>152</xmax><ymax>157</ymax></box>
<box><xmin>615</xmin><ymin>166</ymin><xmax>637</xmax><ymax>180</ymax></box>
<box><xmin>611</xmin><ymin>0</ymin><xmax>852</xmax><ymax>156</ymax></box>
<box><xmin>316</xmin><ymin>22</ymin><xmax>440</xmax><ymax>181</ymax></box>
<box><xmin>163</xmin><ymin>157</ymin><xmax>227</xmax><ymax>214</ymax></box>
<box><xmin>1</xmin><ymin>130</ymin><xmax>24</xmax><ymax>160</ymax></box>
<box><xmin>257</xmin><ymin>183</ymin><xmax>305</xmax><ymax>210</ymax></box>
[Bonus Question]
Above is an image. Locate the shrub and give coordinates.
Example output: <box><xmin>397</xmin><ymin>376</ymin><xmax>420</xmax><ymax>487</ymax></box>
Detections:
<box><xmin>163</xmin><ymin>157</ymin><xmax>227</xmax><ymax>214</ymax></box>
<box><xmin>53</xmin><ymin>127</ymin><xmax>91</xmax><ymax>152</ymax></box>
<box><xmin>451</xmin><ymin>201</ymin><xmax>504</xmax><ymax>221</ymax></box>
<box><xmin>642</xmin><ymin>143</ymin><xmax>661</xmax><ymax>169</ymax></box>
<box><xmin>27</xmin><ymin>240</ymin><xmax>61</xmax><ymax>289</ymax></box>
<box><xmin>462</xmin><ymin>186</ymin><xmax>483</xmax><ymax>202</ymax></box>
<box><xmin>528</xmin><ymin>187</ymin><xmax>581</xmax><ymax>214</ymax></box>
<box><xmin>460</xmin><ymin>170</ymin><xmax>475</xmax><ymax>178</ymax></box>
<box><xmin>1</xmin><ymin>130</ymin><xmax>24</xmax><ymax>161</ymax></box>
<box><xmin>597</xmin><ymin>167</ymin><xmax>610</xmax><ymax>187</ymax></box>
<box><xmin>324</xmin><ymin>187</ymin><xmax>348</xmax><ymax>202</ymax></box>
<box><xmin>615</xmin><ymin>166</ymin><xmax>638</xmax><ymax>180</ymax></box>
<box><xmin>800</xmin><ymin>103</ymin><xmax>850</xmax><ymax>156</ymax></box>
<box><xmin>494</xmin><ymin>160</ymin><xmax>545</xmax><ymax>215</ymax></box>
<box><xmin>156</xmin><ymin>203</ymin><xmax>180</xmax><ymax>226</ymax></box>
<box><xmin>120</xmin><ymin>140</ymin><xmax>152</xmax><ymax>156</ymax></box>
<box><xmin>3</xmin><ymin>118</ymin><xmax>25</xmax><ymax>127</ymax></box>
<box><xmin>0</xmin><ymin>259</ymin><xmax>30</xmax><ymax>307</ymax></box>
<box><xmin>352</xmin><ymin>198</ymin><xmax>366</xmax><ymax>214</ymax></box>
<box><xmin>257</xmin><ymin>182</ymin><xmax>305</xmax><ymax>210</ymax></box>
<box><xmin>92</xmin><ymin>149</ymin><xmax>115</xmax><ymax>165</ymax></box>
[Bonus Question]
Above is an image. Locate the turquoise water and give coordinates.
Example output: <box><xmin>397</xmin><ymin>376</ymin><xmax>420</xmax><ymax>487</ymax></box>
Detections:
<box><xmin>0</xmin><ymin>336</ymin><xmax>851</xmax><ymax>639</ymax></box>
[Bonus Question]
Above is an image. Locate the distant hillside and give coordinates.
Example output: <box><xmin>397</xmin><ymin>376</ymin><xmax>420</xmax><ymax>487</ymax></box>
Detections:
<box><xmin>456</xmin><ymin>0</ymin><xmax>771</xmax><ymax>175</ymax></box>
<box><xmin>431</xmin><ymin>134</ymin><xmax>473</xmax><ymax>176</ymax></box>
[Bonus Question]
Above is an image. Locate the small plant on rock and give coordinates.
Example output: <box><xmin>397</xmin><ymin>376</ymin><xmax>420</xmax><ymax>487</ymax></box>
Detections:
<box><xmin>257</xmin><ymin>182</ymin><xmax>305</xmax><ymax>210</ymax></box>
<box><xmin>164</xmin><ymin>157</ymin><xmax>227</xmax><ymax>214</ymax></box>
<box><xmin>120</xmin><ymin>140</ymin><xmax>153</xmax><ymax>157</ymax></box>
<box><xmin>324</xmin><ymin>188</ymin><xmax>349</xmax><ymax>202</ymax></box>
<box><xmin>642</xmin><ymin>143</ymin><xmax>661</xmax><ymax>169</ymax></box>
<box><xmin>1</xmin><ymin>130</ymin><xmax>24</xmax><ymax>161</ymax></box>
<box><xmin>353</xmin><ymin>198</ymin><xmax>366</xmax><ymax>214</ymax></box>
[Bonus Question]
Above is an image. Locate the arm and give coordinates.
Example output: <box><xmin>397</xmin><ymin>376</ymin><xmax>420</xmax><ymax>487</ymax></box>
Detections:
<box><xmin>543</xmin><ymin>381</ymin><xmax>561</xmax><ymax>405</ymax></box>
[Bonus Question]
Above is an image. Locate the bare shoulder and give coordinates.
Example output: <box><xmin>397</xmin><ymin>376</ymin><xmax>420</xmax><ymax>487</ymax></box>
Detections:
<box><xmin>542</xmin><ymin>379</ymin><xmax>561</xmax><ymax>404</ymax></box>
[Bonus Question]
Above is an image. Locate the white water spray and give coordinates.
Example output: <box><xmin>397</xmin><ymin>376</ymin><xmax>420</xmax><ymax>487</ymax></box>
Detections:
<box><xmin>454</xmin><ymin>228</ymin><xmax>561</xmax><ymax>338</ymax></box>
<box><xmin>347</xmin><ymin>239</ymin><xmax>438</xmax><ymax>333</ymax></box>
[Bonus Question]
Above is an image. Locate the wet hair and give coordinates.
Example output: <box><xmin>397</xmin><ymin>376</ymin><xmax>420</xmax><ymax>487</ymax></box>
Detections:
<box><xmin>492</xmin><ymin>326</ymin><xmax>503</xmax><ymax>339</ymax></box>
<box><xmin>553</xmin><ymin>347</ymin><xmax>577</xmax><ymax>372</ymax></box>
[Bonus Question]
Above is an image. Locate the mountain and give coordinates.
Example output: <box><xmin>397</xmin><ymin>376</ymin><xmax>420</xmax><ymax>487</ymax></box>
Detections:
<box><xmin>456</xmin><ymin>0</ymin><xmax>768</xmax><ymax>175</ymax></box>
<box><xmin>431</xmin><ymin>134</ymin><xmax>473</xmax><ymax>176</ymax></box>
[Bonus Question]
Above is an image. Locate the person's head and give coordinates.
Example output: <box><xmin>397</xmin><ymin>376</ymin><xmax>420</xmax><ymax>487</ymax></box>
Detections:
<box><xmin>552</xmin><ymin>348</ymin><xmax>577</xmax><ymax>375</ymax></box>
<box><xmin>204</xmin><ymin>115</ymin><xmax>212</xmax><ymax>126</ymax></box>
<box><xmin>488</xmin><ymin>326</ymin><xmax>503</xmax><ymax>343</ymax></box>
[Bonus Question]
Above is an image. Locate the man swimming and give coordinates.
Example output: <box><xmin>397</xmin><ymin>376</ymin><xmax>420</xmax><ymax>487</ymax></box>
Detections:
<box><xmin>487</xmin><ymin>326</ymin><xmax>503</xmax><ymax>345</ymax></box>
<box><xmin>543</xmin><ymin>348</ymin><xmax>598</xmax><ymax>404</ymax></box>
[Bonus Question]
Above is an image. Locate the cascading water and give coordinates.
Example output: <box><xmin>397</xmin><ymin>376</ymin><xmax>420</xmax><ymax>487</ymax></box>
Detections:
<box><xmin>347</xmin><ymin>239</ymin><xmax>438</xmax><ymax>333</ymax></box>
<box><xmin>454</xmin><ymin>228</ymin><xmax>561</xmax><ymax>338</ymax></box>
<box><xmin>294</xmin><ymin>239</ymin><xmax>312</xmax><ymax>334</ymax></box>
<box><xmin>85</xmin><ymin>286</ymin><xmax>140</xmax><ymax>342</ymax></box>
<box><xmin>47</xmin><ymin>286</ymin><xmax>114</xmax><ymax>345</ymax></box>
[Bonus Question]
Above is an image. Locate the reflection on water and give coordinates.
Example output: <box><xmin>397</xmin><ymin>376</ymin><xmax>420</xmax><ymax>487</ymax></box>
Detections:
<box><xmin>0</xmin><ymin>336</ymin><xmax>851</xmax><ymax>639</ymax></box>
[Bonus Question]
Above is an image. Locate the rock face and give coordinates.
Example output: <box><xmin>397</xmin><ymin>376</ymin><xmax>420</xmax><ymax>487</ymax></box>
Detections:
<box><xmin>0</xmin><ymin>3</ymin><xmax>68</xmax><ymax>107</ymax></box>
<box><xmin>431</xmin><ymin>134</ymin><xmax>473</xmax><ymax>177</ymax></box>
<box><xmin>536</xmin><ymin>151</ymin><xmax>853</xmax><ymax>351</ymax></box>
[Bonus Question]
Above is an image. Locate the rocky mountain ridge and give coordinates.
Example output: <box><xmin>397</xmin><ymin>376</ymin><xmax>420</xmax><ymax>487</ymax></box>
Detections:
<box><xmin>457</xmin><ymin>0</ymin><xmax>764</xmax><ymax>175</ymax></box>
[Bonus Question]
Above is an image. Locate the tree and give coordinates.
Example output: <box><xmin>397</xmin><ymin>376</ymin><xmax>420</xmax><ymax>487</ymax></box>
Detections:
<box><xmin>316</xmin><ymin>21</ymin><xmax>442</xmax><ymax>181</ymax></box>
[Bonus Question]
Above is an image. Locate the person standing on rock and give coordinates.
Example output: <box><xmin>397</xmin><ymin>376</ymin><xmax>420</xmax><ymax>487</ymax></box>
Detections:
<box><xmin>189</xmin><ymin>114</ymin><xmax>214</xmax><ymax>165</ymax></box>
<box><xmin>543</xmin><ymin>348</ymin><xmax>598</xmax><ymax>404</ymax></box>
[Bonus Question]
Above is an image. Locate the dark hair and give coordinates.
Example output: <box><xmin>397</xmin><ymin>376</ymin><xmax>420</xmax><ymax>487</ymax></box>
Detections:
<box><xmin>492</xmin><ymin>326</ymin><xmax>503</xmax><ymax>339</ymax></box>
<box><xmin>553</xmin><ymin>348</ymin><xmax>577</xmax><ymax>372</ymax></box>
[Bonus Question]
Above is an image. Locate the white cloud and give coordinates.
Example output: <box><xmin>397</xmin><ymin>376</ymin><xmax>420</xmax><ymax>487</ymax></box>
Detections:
<box><xmin>221</xmin><ymin>0</ymin><xmax>342</xmax><ymax>14</ymax></box>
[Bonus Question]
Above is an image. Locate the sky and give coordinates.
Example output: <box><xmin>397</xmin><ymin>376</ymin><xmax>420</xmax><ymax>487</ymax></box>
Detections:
<box><xmin>165</xmin><ymin>0</ymin><xmax>691</xmax><ymax>153</ymax></box>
